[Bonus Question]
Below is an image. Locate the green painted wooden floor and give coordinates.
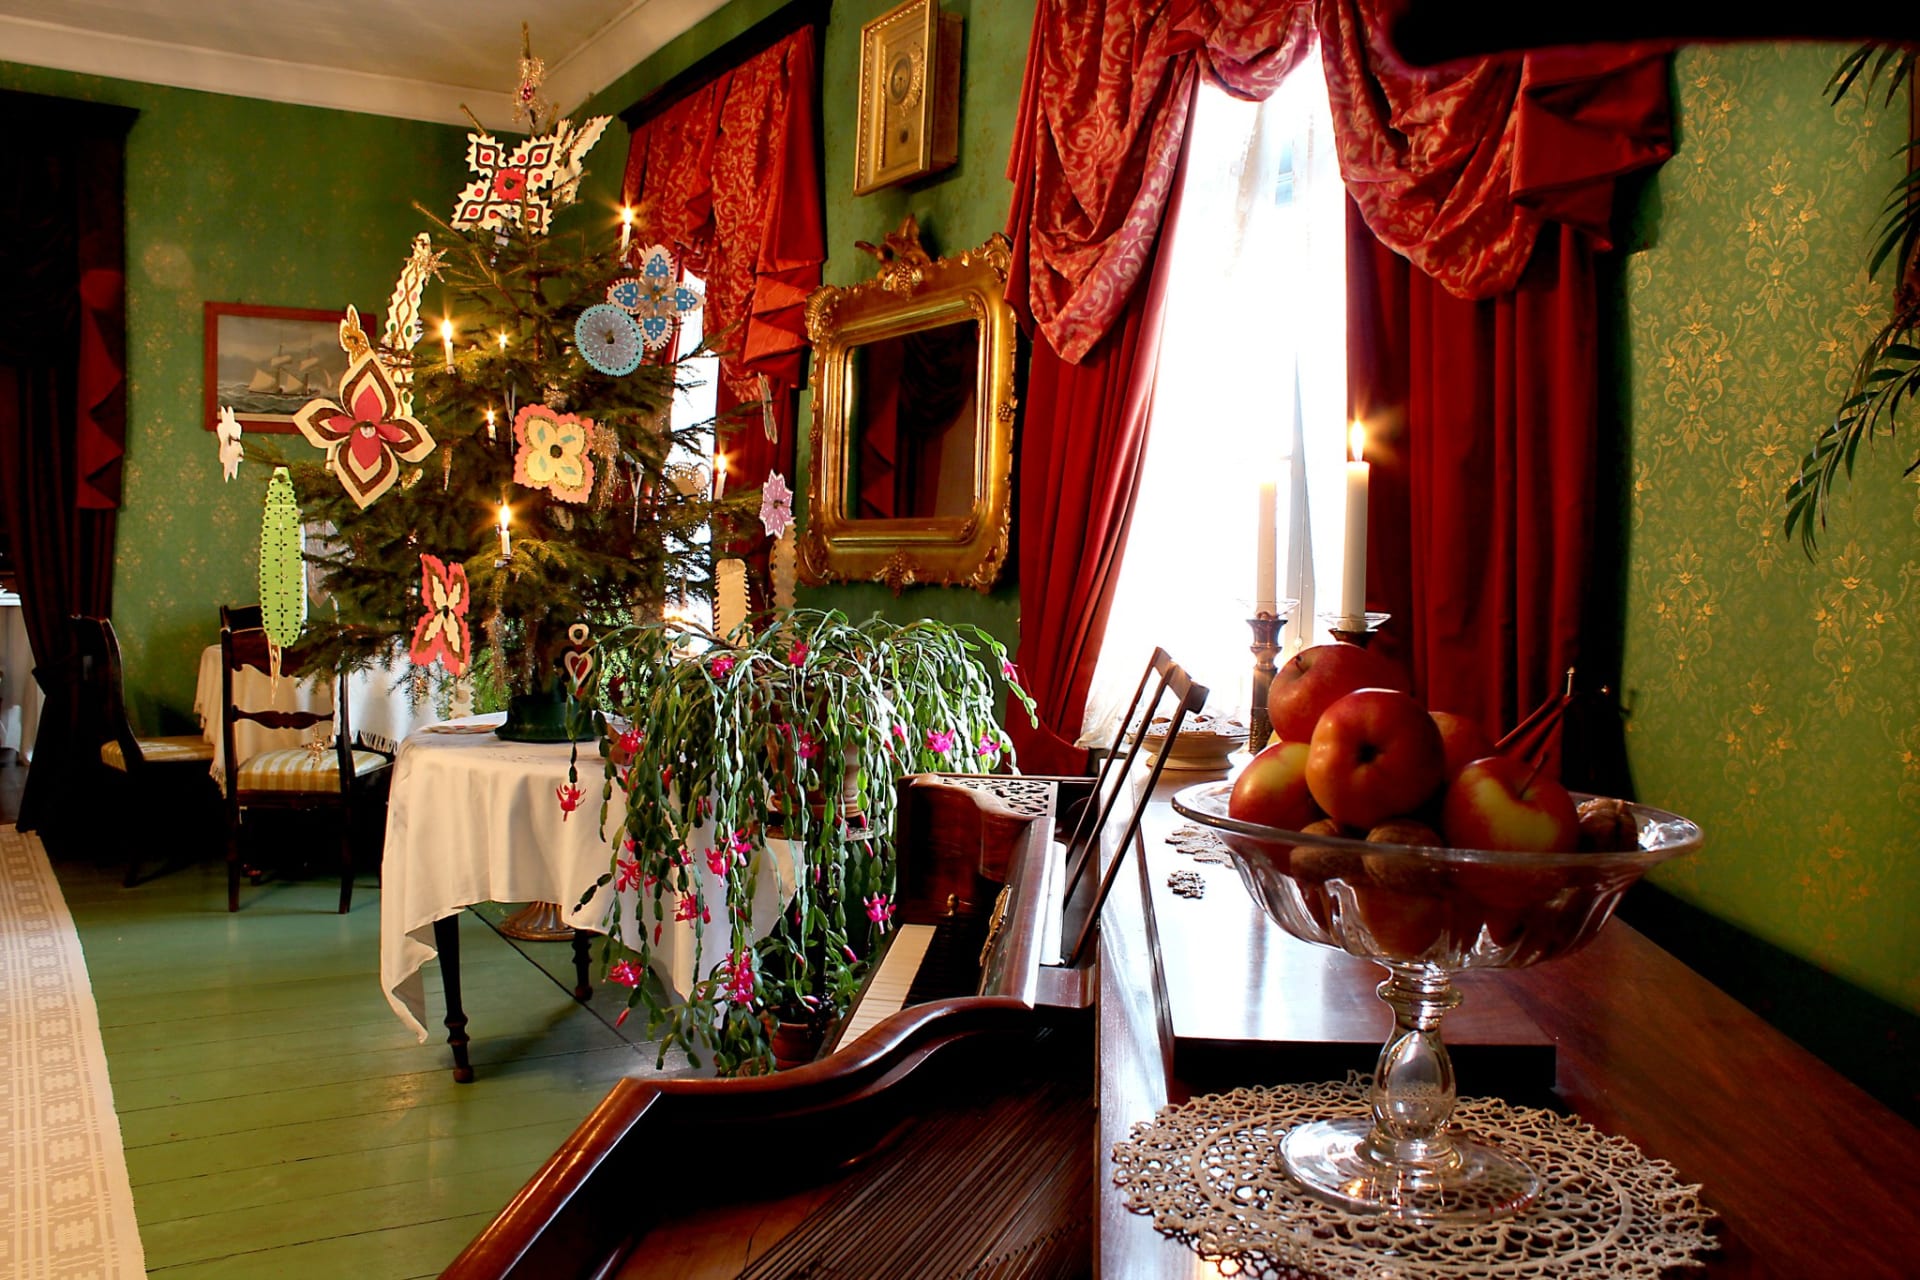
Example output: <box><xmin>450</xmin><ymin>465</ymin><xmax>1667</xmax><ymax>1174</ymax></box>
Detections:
<box><xmin>49</xmin><ymin>847</ymin><xmax>684</xmax><ymax>1280</ymax></box>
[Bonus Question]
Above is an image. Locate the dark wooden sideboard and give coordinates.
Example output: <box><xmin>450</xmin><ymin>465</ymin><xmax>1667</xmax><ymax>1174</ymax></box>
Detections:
<box><xmin>1098</xmin><ymin>793</ymin><xmax>1920</xmax><ymax>1278</ymax></box>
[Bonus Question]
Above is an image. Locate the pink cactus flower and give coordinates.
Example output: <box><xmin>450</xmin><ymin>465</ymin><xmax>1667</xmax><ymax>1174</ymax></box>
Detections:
<box><xmin>977</xmin><ymin>734</ymin><xmax>1000</xmax><ymax>759</ymax></box>
<box><xmin>617</xmin><ymin>726</ymin><xmax>643</xmax><ymax>754</ymax></box>
<box><xmin>608</xmin><ymin>959</ymin><xmax>643</xmax><ymax>987</ymax></box>
<box><xmin>797</xmin><ymin>732</ymin><xmax>821</xmax><ymax>761</ymax></box>
<box><xmin>674</xmin><ymin>894</ymin><xmax>699</xmax><ymax>923</ymax></box>
<box><xmin>614</xmin><ymin>857</ymin><xmax>643</xmax><ymax>892</ymax></box>
<box><xmin>556</xmin><ymin>783</ymin><xmax>583</xmax><ymax>820</ymax></box>
<box><xmin>925</xmin><ymin>728</ymin><xmax>957</xmax><ymax>755</ymax></box>
<box><xmin>788</xmin><ymin>641</ymin><xmax>809</xmax><ymax>665</ymax></box>
<box><xmin>722</xmin><ymin>950</ymin><xmax>755</xmax><ymax>1004</ymax></box>
<box><xmin>706</xmin><ymin>845</ymin><xmax>731</xmax><ymax>876</ymax></box>
<box><xmin>710</xmin><ymin>653</ymin><xmax>735</xmax><ymax>678</ymax></box>
<box><xmin>865</xmin><ymin>892</ymin><xmax>895</xmax><ymax>934</ymax></box>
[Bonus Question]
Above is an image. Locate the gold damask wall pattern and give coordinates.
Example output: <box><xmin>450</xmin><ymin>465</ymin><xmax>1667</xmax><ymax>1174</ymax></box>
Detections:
<box><xmin>1623</xmin><ymin>44</ymin><xmax>1920</xmax><ymax>1013</ymax></box>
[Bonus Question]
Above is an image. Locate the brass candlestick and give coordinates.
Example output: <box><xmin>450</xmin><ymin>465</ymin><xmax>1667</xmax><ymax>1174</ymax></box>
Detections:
<box><xmin>1247</xmin><ymin>600</ymin><xmax>1296</xmax><ymax>752</ymax></box>
<box><xmin>1321</xmin><ymin>610</ymin><xmax>1391</xmax><ymax>648</ymax></box>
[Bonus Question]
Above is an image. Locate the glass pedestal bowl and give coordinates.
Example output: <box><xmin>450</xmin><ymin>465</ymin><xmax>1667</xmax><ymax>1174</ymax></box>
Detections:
<box><xmin>1171</xmin><ymin>780</ymin><xmax>1702</xmax><ymax>1223</ymax></box>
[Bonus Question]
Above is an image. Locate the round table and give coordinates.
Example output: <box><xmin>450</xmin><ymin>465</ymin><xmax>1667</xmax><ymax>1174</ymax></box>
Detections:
<box><xmin>379</xmin><ymin>714</ymin><xmax>798</xmax><ymax>1075</ymax></box>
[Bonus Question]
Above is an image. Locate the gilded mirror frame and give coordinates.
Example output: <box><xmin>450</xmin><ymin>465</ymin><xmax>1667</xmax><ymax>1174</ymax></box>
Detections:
<box><xmin>799</xmin><ymin>221</ymin><xmax>1017</xmax><ymax>593</ymax></box>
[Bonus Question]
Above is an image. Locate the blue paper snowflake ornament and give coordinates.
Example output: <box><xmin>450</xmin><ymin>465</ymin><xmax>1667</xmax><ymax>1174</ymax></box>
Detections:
<box><xmin>575</xmin><ymin>304</ymin><xmax>644</xmax><ymax>376</ymax></box>
<box><xmin>608</xmin><ymin>244</ymin><xmax>704</xmax><ymax>353</ymax></box>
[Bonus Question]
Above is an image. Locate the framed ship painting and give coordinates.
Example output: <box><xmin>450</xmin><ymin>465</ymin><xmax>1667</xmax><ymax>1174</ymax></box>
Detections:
<box><xmin>204</xmin><ymin>302</ymin><xmax>368</xmax><ymax>434</ymax></box>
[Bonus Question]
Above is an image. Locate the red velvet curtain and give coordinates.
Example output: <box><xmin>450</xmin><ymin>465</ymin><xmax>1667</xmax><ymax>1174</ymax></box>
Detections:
<box><xmin>620</xmin><ymin>26</ymin><xmax>824</xmax><ymax>581</ymax></box>
<box><xmin>0</xmin><ymin>91</ymin><xmax>135</xmax><ymax>841</ymax></box>
<box><xmin>1329</xmin><ymin>1</ymin><xmax>1672</xmax><ymax>763</ymax></box>
<box><xmin>1003</xmin><ymin>0</ymin><xmax>1670</xmax><ymax>768</ymax></box>
<box><xmin>1350</xmin><ymin>219</ymin><xmax>1600</xmax><ymax>761</ymax></box>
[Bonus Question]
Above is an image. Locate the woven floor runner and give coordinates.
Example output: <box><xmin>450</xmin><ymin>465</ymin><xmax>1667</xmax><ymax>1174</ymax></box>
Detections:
<box><xmin>0</xmin><ymin>823</ymin><xmax>146</xmax><ymax>1279</ymax></box>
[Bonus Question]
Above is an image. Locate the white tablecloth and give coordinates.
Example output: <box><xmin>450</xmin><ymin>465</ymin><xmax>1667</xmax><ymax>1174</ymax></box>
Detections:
<box><xmin>0</xmin><ymin>600</ymin><xmax>39</xmax><ymax>761</ymax></box>
<box><xmin>193</xmin><ymin>644</ymin><xmax>438</xmax><ymax>781</ymax></box>
<box><xmin>379</xmin><ymin>714</ymin><xmax>797</xmax><ymax>1042</ymax></box>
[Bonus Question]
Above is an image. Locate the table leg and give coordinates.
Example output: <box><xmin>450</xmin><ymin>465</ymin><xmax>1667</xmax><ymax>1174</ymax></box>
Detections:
<box><xmin>433</xmin><ymin>913</ymin><xmax>475</xmax><ymax>1083</ymax></box>
<box><xmin>571</xmin><ymin>930</ymin><xmax>594</xmax><ymax>1002</ymax></box>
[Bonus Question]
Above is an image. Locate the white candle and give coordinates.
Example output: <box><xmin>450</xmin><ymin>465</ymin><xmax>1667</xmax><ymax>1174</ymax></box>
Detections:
<box><xmin>1254</xmin><ymin>481</ymin><xmax>1278</xmax><ymax>615</ymax></box>
<box><xmin>440</xmin><ymin>318</ymin><xmax>455</xmax><ymax>370</ymax></box>
<box><xmin>497</xmin><ymin>502</ymin><xmax>511</xmax><ymax>559</ymax></box>
<box><xmin>619</xmin><ymin>205</ymin><xmax>635</xmax><ymax>258</ymax></box>
<box><xmin>1341</xmin><ymin>421</ymin><xmax>1369</xmax><ymax>624</ymax></box>
<box><xmin>712</xmin><ymin>452</ymin><xmax>727</xmax><ymax>501</ymax></box>
<box><xmin>484</xmin><ymin>407</ymin><xmax>496</xmax><ymax>441</ymax></box>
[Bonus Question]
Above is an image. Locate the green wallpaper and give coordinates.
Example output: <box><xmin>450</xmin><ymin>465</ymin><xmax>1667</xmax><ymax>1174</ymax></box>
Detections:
<box><xmin>1622</xmin><ymin>44</ymin><xmax>1920</xmax><ymax>1014</ymax></box>
<box><xmin>0</xmin><ymin>63</ymin><xmax>468</xmax><ymax>734</ymax></box>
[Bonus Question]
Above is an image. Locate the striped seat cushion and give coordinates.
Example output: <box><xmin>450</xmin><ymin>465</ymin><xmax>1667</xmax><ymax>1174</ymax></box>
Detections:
<box><xmin>235</xmin><ymin>748</ymin><xmax>387</xmax><ymax>794</ymax></box>
<box><xmin>100</xmin><ymin>735</ymin><xmax>216</xmax><ymax>771</ymax></box>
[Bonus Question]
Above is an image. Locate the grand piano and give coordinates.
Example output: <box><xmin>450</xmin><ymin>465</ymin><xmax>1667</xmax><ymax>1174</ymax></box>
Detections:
<box><xmin>441</xmin><ymin>700</ymin><xmax>1920</xmax><ymax>1277</ymax></box>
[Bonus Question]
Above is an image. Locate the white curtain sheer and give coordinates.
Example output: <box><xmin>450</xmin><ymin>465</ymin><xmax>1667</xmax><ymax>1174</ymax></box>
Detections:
<box><xmin>1079</xmin><ymin>54</ymin><xmax>1348</xmax><ymax>750</ymax></box>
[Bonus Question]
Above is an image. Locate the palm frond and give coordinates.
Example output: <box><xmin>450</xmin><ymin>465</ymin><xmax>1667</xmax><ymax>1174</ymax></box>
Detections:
<box><xmin>1786</xmin><ymin>42</ymin><xmax>1920</xmax><ymax>556</ymax></box>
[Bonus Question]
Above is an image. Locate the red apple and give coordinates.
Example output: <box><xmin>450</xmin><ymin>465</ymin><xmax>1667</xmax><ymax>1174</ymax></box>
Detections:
<box><xmin>1441</xmin><ymin>755</ymin><xmax>1581</xmax><ymax>853</ymax></box>
<box><xmin>1267</xmin><ymin>643</ymin><xmax>1409</xmax><ymax>744</ymax></box>
<box><xmin>1228</xmin><ymin>740</ymin><xmax>1320</xmax><ymax>831</ymax></box>
<box><xmin>1429</xmin><ymin>710</ymin><xmax>1496</xmax><ymax>783</ymax></box>
<box><xmin>1304</xmin><ymin>689</ymin><xmax>1447</xmax><ymax>829</ymax></box>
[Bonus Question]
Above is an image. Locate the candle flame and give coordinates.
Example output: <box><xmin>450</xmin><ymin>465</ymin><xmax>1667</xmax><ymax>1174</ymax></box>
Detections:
<box><xmin>714</xmin><ymin>453</ymin><xmax>727</xmax><ymax>478</ymax></box>
<box><xmin>496</xmin><ymin>331</ymin><xmax>509</xmax><ymax>350</ymax></box>
<box><xmin>439</xmin><ymin>319</ymin><xmax>455</xmax><ymax>342</ymax></box>
<box><xmin>497</xmin><ymin>502</ymin><xmax>510</xmax><ymax>531</ymax></box>
<box><xmin>1349</xmin><ymin>421</ymin><xmax>1367</xmax><ymax>463</ymax></box>
<box><xmin>620</xmin><ymin>205</ymin><xmax>635</xmax><ymax>226</ymax></box>
<box><xmin>485</xmin><ymin>407</ymin><xmax>495</xmax><ymax>426</ymax></box>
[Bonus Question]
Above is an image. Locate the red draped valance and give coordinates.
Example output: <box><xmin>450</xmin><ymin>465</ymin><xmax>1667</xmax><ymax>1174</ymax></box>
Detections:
<box><xmin>1006</xmin><ymin>0</ymin><xmax>1670</xmax><ymax>363</ymax></box>
<box><xmin>620</xmin><ymin>25</ymin><xmax>825</xmax><ymax>507</ymax></box>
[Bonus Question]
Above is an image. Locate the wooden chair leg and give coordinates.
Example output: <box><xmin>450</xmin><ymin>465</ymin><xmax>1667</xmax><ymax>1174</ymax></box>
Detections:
<box><xmin>122</xmin><ymin>773</ymin><xmax>144</xmax><ymax>889</ymax></box>
<box><xmin>226</xmin><ymin>807</ymin><xmax>243</xmax><ymax>913</ymax></box>
<box><xmin>338</xmin><ymin>803</ymin><xmax>354</xmax><ymax>914</ymax></box>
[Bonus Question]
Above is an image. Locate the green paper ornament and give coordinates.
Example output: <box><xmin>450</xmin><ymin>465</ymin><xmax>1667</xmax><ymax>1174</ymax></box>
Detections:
<box><xmin>259</xmin><ymin>466</ymin><xmax>307</xmax><ymax>672</ymax></box>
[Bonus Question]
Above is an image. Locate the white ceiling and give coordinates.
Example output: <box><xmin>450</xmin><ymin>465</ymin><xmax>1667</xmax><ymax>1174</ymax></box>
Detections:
<box><xmin>0</xmin><ymin>0</ymin><xmax>732</xmax><ymax>129</ymax></box>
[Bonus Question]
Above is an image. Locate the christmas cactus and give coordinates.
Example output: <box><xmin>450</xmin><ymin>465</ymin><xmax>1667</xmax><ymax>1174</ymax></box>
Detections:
<box><xmin>571</xmin><ymin>608</ymin><xmax>1034</xmax><ymax>1075</ymax></box>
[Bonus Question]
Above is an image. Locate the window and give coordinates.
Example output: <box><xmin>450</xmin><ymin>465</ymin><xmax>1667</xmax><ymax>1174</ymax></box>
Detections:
<box><xmin>665</xmin><ymin>272</ymin><xmax>720</xmax><ymax>634</ymax></box>
<box><xmin>1080</xmin><ymin>51</ymin><xmax>1350</xmax><ymax>748</ymax></box>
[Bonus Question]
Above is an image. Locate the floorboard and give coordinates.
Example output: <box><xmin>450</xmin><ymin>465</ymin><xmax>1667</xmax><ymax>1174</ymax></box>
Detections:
<box><xmin>43</xmin><ymin>843</ymin><xmax>693</xmax><ymax>1280</ymax></box>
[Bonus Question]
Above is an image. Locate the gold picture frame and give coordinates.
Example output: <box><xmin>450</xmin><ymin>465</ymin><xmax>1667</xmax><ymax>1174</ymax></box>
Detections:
<box><xmin>799</xmin><ymin>219</ymin><xmax>1017</xmax><ymax>593</ymax></box>
<box><xmin>853</xmin><ymin>0</ymin><xmax>961</xmax><ymax>196</ymax></box>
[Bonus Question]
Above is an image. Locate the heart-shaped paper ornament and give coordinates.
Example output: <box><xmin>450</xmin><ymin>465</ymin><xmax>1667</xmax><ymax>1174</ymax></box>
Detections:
<box><xmin>563</xmin><ymin>648</ymin><xmax>594</xmax><ymax>693</ymax></box>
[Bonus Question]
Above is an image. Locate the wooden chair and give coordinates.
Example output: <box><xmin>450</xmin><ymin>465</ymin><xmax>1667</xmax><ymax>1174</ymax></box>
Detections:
<box><xmin>219</xmin><ymin>617</ymin><xmax>391</xmax><ymax>913</ymax></box>
<box><xmin>70</xmin><ymin>615</ymin><xmax>218</xmax><ymax>886</ymax></box>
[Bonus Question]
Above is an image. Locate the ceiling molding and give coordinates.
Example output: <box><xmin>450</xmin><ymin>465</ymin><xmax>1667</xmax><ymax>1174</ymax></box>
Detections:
<box><xmin>0</xmin><ymin>13</ymin><xmax>517</xmax><ymax>130</ymax></box>
<box><xmin>544</xmin><ymin>0</ymin><xmax>733</xmax><ymax>116</ymax></box>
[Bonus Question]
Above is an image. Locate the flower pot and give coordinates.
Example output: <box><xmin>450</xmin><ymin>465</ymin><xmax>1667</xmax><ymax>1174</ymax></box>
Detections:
<box><xmin>496</xmin><ymin>683</ymin><xmax>596</xmax><ymax>742</ymax></box>
<box><xmin>769</xmin><ymin>1017</ymin><xmax>825</xmax><ymax>1070</ymax></box>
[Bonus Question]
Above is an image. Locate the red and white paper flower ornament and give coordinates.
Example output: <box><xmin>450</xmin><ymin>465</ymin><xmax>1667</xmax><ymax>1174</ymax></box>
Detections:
<box><xmin>291</xmin><ymin>353</ymin><xmax>436</xmax><ymax>508</ymax></box>
<box><xmin>512</xmin><ymin>404</ymin><xmax>595</xmax><ymax>503</ymax></box>
<box><xmin>408</xmin><ymin>554</ymin><xmax>472</xmax><ymax>676</ymax></box>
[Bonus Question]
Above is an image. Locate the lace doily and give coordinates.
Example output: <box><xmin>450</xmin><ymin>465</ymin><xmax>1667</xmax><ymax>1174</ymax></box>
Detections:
<box><xmin>1112</xmin><ymin>1075</ymin><xmax>1717</xmax><ymax>1279</ymax></box>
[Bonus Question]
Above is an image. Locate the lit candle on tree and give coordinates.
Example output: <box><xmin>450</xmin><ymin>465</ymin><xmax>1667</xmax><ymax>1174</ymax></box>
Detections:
<box><xmin>1255</xmin><ymin>480</ymin><xmax>1278</xmax><ymax>616</ymax></box>
<box><xmin>712</xmin><ymin>451</ymin><xmax>728</xmax><ymax>501</ymax></box>
<box><xmin>1341</xmin><ymin>421</ymin><xmax>1369</xmax><ymax>625</ymax></box>
<box><xmin>484</xmin><ymin>407</ymin><xmax>496</xmax><ymax>441</ymax></box>
<box><xmin>619</xmin><ymin>205</ymin><xmax>635</xmax><ymax>258</ymax></box>
<box><xmin>440</xmin><ymin>318</ymin><xmax>455</xmax><ymax>370</ymax></box>
<box><xmin>497</xmin><ymin>501</ymin><xmax>512</xmax><ymax>559</ymax></box>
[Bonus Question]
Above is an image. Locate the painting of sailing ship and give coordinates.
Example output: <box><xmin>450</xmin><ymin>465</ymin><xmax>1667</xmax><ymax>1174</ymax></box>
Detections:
<box><xmin>203</xmin><ymin>302</ymin><xmax>370</xmax><ymax>433</ymax></box>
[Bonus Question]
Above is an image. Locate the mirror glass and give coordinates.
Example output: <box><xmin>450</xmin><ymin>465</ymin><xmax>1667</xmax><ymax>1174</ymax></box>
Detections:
<box><xmin>843</xmin><ymin>320</ymin><xmax>980</xmax><ymax>521</ymax></box>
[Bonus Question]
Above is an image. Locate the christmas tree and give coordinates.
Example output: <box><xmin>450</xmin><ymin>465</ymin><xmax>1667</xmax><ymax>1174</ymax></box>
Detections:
<box><xmin>238</xmin><ymin>47</ymin><xmax>739</xmax><ymax>723</ymax></box>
